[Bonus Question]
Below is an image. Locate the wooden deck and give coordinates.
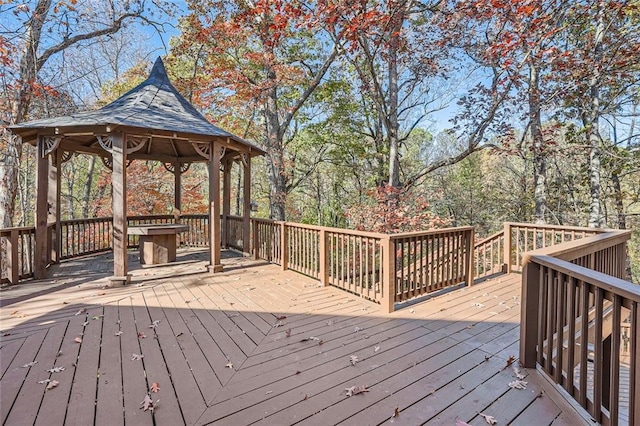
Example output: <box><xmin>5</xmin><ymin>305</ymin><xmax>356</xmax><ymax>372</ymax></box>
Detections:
<box><xmin>1</xmin><ymin>249</ymin><xmax>588</xmax><ymax>425</ymax></box>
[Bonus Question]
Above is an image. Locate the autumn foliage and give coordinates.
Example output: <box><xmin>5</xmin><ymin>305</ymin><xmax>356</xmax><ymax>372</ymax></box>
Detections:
<box><xmin>345</xmin><ymin>185</ymin><xmax>448</xmax><ymax>234</ymax></box>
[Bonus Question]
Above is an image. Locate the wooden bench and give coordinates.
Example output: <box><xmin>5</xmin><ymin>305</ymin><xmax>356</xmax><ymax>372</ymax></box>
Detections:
<box><xmin>128</xmin><ymin>224</ymin><xmax>189</xmax><ymax>265</ymax></box>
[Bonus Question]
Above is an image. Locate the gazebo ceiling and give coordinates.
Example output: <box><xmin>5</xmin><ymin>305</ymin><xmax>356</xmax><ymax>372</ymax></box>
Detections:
<box><xmin>10</xmin><ymin>57</ymin><xmax>264</xmax><ymax>163</ymax></box>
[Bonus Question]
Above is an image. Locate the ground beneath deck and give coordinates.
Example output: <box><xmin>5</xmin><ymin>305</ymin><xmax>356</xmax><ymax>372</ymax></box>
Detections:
<box><xmin>1</xmin><ymin>249</ymin><xmax>586</xmax><ymax>425</ymax></box>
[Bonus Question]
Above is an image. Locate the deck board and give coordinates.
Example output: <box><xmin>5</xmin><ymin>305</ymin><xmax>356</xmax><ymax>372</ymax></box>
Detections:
<box><xmin>0</xmin><ymin>249</ymin><xmax>590</xmax><ymax>426</ymax></box>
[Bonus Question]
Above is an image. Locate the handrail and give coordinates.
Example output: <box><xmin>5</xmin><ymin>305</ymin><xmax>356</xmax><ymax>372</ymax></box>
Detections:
<box><xmin>520</xmin><ymin>230</ymin><xmax>637</xmax><ymax>425</ymax></box>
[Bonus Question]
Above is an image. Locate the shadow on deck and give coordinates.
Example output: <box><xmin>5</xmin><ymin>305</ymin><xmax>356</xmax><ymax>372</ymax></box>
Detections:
<box><xmin>0</xmin><ymin>249</ymin><xmax>588</xmax><ymax>425</ymax></box>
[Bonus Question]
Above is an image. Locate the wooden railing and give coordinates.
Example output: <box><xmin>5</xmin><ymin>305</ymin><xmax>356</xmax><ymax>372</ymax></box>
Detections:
<box><xmin>226</xmin><ymin>215</ymin><xmax>244</xmax><ymax>251</ymax></box>
<box><xmin>250</xmin><ymin>219</ymin><xmax>474</xmax><ymax>312</ymax></box>
<box><xmin>520</xmin><ymin>230</ymin><xmax>638</xmax><ymax>426</ymax></box>
<box><xmin>390</xmin><ymin>227</ymin><xmax>474</xmax><ymax>304</ymax></box>
<box><xmin>473</xmin><ymin>230</ymin><xmax>505</xmax><ymax>279</ymax></box>
<box><xmin>472</xmin><ymin>222</ymin><xmax>605</xmax><ymax>277</ymax></box>
<box><xmin>60</xmin><ymin>217</ymin><xmax>113</xmax><ymax>259</ymax></box>
<box><xmin>0</xmin><ymin>226</ymin><xmax>36</xmax><ymax>284</ymax></box>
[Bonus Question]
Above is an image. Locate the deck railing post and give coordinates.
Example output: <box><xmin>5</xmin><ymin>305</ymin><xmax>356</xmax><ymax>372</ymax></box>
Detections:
<box><xmin>466</xmin><ymin>229</ymin><xmax>474</xmax><ymax>286</ymax></box>
<box><xmin>280</xmin><ymin>222</ymin><xmax>288</xmax><ymax>271</ymax></box>
<box><xmin>7</xmin><ymin>230</ymin><xmax>20</xmax><ymax>285</ymax></box>
<box><xmin>520</xmin><ymin>256</ymin><xmax>541</xmax><ymax>368</ymax></box>
<box><xmin>503</xmin><ymin>222</ymin><xmax>512</xmax><ymax>273</ymax></box>
<box><xmin>382</xmin><ymin>237</ymin><xmax>396</xmax><ymax>313</ymax></box>
<box><xmin>252</xmin><ymin>220</ymin><xmax>259</xmax><ymax>260</ymax></box>
<box><xmin>319</xmin><ymin>228</ymin><xmax>328</xmax><ymax>286</ymax></box>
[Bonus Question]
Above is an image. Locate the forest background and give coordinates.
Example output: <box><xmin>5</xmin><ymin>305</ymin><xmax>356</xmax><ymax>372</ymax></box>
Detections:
<box><xmin>1</xmin><ymin>0</ymin><xmax>639</xmax><ymax>280</ymax></box>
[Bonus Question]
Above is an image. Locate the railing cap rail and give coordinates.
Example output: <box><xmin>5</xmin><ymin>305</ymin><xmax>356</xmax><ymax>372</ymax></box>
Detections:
<box><xmin>529</xmin><ymin>254</ymin><xmax>640</xmax><ymax>303</ymax></box>
<box><xmin>0</xmin><ymin>226</ymin><xmax>36</xmax><ymax>235</ymax></box>
<box><xmin>522</xmin><ymin>229</ymin><xmax>632</xmax><ymax>263</ymax></box>
<box><xmin>474</xmin><ymin>230</ymin><xmax>504</xmax><ymax>247</ymax></box>
<box><xmin>505</xmin><ymin>221</ymin><xmax>607</xmax><ymax>233</ymax></box>
<box><xmin>389</xmin><ymin>225</ymin><xmax>474</xmax><ymax>239</ymax></box>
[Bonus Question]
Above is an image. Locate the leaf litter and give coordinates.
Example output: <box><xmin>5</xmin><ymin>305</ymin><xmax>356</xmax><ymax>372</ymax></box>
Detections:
<box><xmin>350</xmin><ymin>355</ymin><xmax>359</xmax><ymax>366</ymax></box>
<box><xmin>479</xmin><ymin>412</ymin><xmax>497</xmax><ymax>424</ymax></box>
<box><xmin>46</xmin><ymin>380</ymin><xmax>60</xmax><ymax>390</ymax></box>
<box><xmin>508</xmin><ymin>380</ymin><xmax>528</xmax><ymax>390</ymax></box>
<box><xmin>345</xmin><ymin>385</ymin><xmax>369</xmax><ymax>397</ymax></box>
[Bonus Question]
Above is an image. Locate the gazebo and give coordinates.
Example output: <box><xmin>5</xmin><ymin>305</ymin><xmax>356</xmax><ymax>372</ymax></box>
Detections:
<box><xmin>9</xmin><ymin>57</ymin><xmax>264</xmax><ymax>285</ymax></box>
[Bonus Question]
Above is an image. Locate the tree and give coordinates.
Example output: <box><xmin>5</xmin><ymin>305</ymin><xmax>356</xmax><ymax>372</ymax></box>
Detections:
<box><xmin>0</xmin><ymin>0</ymin><xmax>173</xmax><ymax>228</ymax></box>
<box><xmin>173</xmin><ymin>0</ymin><xmax>346</xmax><ymax>220</ymax></box>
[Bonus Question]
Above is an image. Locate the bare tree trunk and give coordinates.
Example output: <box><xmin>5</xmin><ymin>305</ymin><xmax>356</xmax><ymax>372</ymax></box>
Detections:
<box><xmin>387</xmin><ymin>22</ymin><xmax>401</xmax><ymax>188</ymax></box>
<box><xmin>587</xmin><ymin>1</ymin><xmax>606</xmax><ymax>228</ymax></box>
<box><xmin>529</xmin><ymin>61</ymin><xmax>547</xmax><ymax>224</ymax></box>
<box><xmin>81</xmin><ymin>156</ymin><xmax>96</xmax><ymax>219</ymax></box>
<box><xmin>0</xmin><ymin>0</ymin><xmax>52</xmax><ymax>228</ymax></box>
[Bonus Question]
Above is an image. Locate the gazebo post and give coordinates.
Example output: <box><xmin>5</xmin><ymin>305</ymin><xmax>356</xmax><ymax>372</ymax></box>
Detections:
<box><xmin>34</xmin><ymin>136</ymin><xmax>50</xmax><ymax>279</ymax></box>
<box><xmin>222</xmin><ymin>160</ymin><xmax>231</xmax><ymax>248</ymax></box>
<box><xmin>48</xmin><ymin>148</ymin><xmax>62</xmax><ymax>264</ymax></box>
<box><xmin>243</xmin><ymin>155</ymin><xmax>251</xmax><ymax>255</ymax></box>
<box><xmin>174</xmin><ymin>160</ymin><xmax>182</xmax><ymax>214</ymax></box>
<box><xmin>208</xmin><ymin>141</ymin><xmax>223</xmax><ymax>272</ymax></box>
<box><xmin>110</xmin><ymin>133</ymin><xmax>131</xmax><ymax>285</ymax></box>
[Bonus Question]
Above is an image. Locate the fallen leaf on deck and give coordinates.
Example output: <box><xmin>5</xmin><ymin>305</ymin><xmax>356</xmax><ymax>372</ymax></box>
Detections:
<box><xmin>513</xmin><ymin>367</ymin><xmax>525</xmax><ymax>380</ymax></box>
<box><xmin>374</xmin><ymin>346</ymin><xmax>380</xmax><ymax>353</ymax></box>
<box><xmin>92</xmin><ymin>315</ymin><xmax>104</xmax><ymax>320</ymax></box>
<box><xmin>150</xmin><ymin>382</ymin><xmax>160</xmax><ymax>393</ymax></box>
<box><xmin>482</xmin><ymin>293</ymin><xmax>489</xmax><ymax>297</ymax></box>
<box><xmin>175</xmin><ymin>332</ymin><xmax>183</xmax><ymax>337</ymax></box>
<box><xmin>472</xmin><ymin>303</ymin><xmax>485</xmax><ymax>308</ymax></box>
<box><xmin>75</xmin><ymin>308</ymin><xmax>86</xmax><ymax>316</ymax></box>
<box><xmin>275</xmin><ymin>315</ymin><xmax>287</xmax><ymax>320</ymax></box>
<box><xmin>47</xmin><ymin>366</ymin><xmax>65</xmax><ymax>373</ymax></box>
<box><xmin>354</xmin><ymin>327</ymin><xmax>362</xmax><ymax>332</ymax></box>
<box><xmin>392</xmin><ymin>407</ymin><xmax>399</xmax><ymax>418</ymax></box>
<box><xmin>265</xmin><ymin>390</ymin><xmax>273</xmax><ymax>395</ymax></box>
<box><xmin>46</xmin><ymin>380</ymin><xmax>59</xmax><ymax>390</ymax></box>
<box><xmin>489</xmin><ymin>312</ymin><xmax>499</xmax><ymax>315</ymax></box>
<box><xmin>409</xmin><ymin>309</ymin><xmax>415</xmax><ymax>314</ymax></box>
<box><xmin>140</xmin><ymin>394</ymin><xmax>155</xmax><ymax>411</ymax></box>
<box><xmin>81</xmin><ymin>321</ymin><xmax>89</xmax><ymax>326</ymax></box>
<box><xmin>301</xmin><ymin>336</ymin><xmax>320</xmax><ymax>342</ymax></box>
<box><xmin>22</xmin><ymin>361</ymin><xmax>38</xmax><ymax>368</ymax></box>
<box><xmin>74</xmin><ymin>337</ymin><xmax>82</xmax><ymax>343</ymax></box>
<box><xmin>326</xmin><ymin>320</ymin><xmax>334</xmax><ymax>326</ymax></box>
<box><xmin>302</xmin><ymin>394</ymin><xmax>307</xmax><ymax>401</ymax></box>
<box><xmin>456</xmin><ymin>420</ymin><xmax>471</xmax><ymax>426</ymax></box>
<box><xmin>38</xmin><ymin>379</ymin><xmax>51</xmax><ymax>384</ymax></box>
<box><xmin>345</xmin><ymin>385</ymin><xmax>369</xmax><ymax>397</ymax></box>
<box><xmin>350</xmin><ymin>355</ymin><xmax>359</xmax><ymax>366</ymax></box>
<box><xmin>225</xmin><ymin>362</ymin><xmax>233</xmax><ymax>369</ymax></box>
<box><xmin>508</xmin><ymin>380</ymin><xmax>528</xmax><ymax>390</ymax></box>
<box><xmin>115</xmin><ymin>331</ymin><xmax>123</xmax><ymax>336</ymax></box>
<box><xmin>479</xmin><ymin>412</ymin><xmax>497</xmax><ymax>424</ymax></box>
<box><xmin>185</xmin><ymin>300</ymin><xmax>191</xmax><ymax>304</ymax></box>
<box><xmin>149</xmin><ymin>320</ymin><xmax>161</xmax><ymax>329</ymax></box>
<box><xmin>274</xmin><ymin>322</ymin><xmax>285</xmax><ymax>328</ymax></box>
<box><xmin>131</xmin><ymin>353</ymin><xmax>144</xmax><ymax>361</ymax></box>
<box><xmin>285</xmin><ymin>329</ymin><xmax>292</xmax><ymax>337</ymax></box>
<box><xmin>506</xmin><ymin>355</ymin><xmax>516</xmax><ymax>367</ymax></box>
<box><xmin>138</xmin><ymin>332</ymin><xmax>147</xmax><ymax>339</ymax></box>
<box><xmin>499</xmin><ymin>301</ymin><xmax>506</xmax><ymax>305</ymax></box>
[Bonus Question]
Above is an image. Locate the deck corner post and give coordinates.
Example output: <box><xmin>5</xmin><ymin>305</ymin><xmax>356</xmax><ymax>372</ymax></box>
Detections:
<box><xmin>280</xmin><ymin>222</ymin><xmax>288</xmax><ymax>271</ymax></box>
<box><xmin>252</xmin><ymin>219</ymin><xmax>259</xmax><ymax>260</ymax></box>
<box><xmin>503</xmin><ymin>222</ymin><xmax>512</xmax><ymax>273</ymax></box>
<box><xmin>382</xmin><ymin>237</ymin><xmax>396</xmax><ymax>313</ymax></box>
<box><xmin>7</xmin><ymin>229</ymin><xmax>20</xmax><ymax>284</ymax></box>
<box><xmin>466</xmin><ymin>228</ymin><xmax>474</xmax><ymax>286</ymax></box>
<box><xmin>519</xmin><ymin>257</ymin><xmax>541</xmax><ymax>368</ymax></box>
<box><xmin>319</xmin><ymin>228</ymin><xmax>328</xmax><ymax>286</ymax></box>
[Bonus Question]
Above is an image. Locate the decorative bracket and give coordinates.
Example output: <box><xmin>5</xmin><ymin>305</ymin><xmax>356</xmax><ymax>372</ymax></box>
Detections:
<box><xmin>41</xmin><ymin>136</ymin><xmax>62</xmax><ymax>157</ymax></box>
<box><xmin>60</xmin><ymin>150</ymin><xmax>74</xmax><ymax>164</ymax></box>
<box><xmin>101</xmin><ymin>156</ymin><xmax>133</xmax><ymax>171</ymax></box>
<box><xmin>163</xmin><ymin>162</ymin><xmax>191</xmax><ymax>173</ymax></box>
<box><xmin>241</xmin><ymin>153</ymin><xmax>249</xmax><ymax>168</ymax></box>
<box><xmin>97</xmin><ymin>134</ymin><xmax>149</xmax><ymax>154</ymax></box>
<box><xmin>192</xmin><ymin>141</ymin><xmax>211</xmax><ymax>160</ymax></box>
<box><xmin>220</xmin><ymin>146</ymin><xmax>226</xmax><ymax>158</ymax></box>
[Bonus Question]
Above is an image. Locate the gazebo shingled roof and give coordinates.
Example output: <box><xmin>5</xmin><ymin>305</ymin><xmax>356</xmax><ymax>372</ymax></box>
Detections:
<box><xmin>11</xmin><ymin>57</ymin><xmax>264</xmax><ymax>162</ymax></box>
<box><xmin>9</xmin><ymin>57</ymin><xmax>260</xmax><ymax>285</ymax></box>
